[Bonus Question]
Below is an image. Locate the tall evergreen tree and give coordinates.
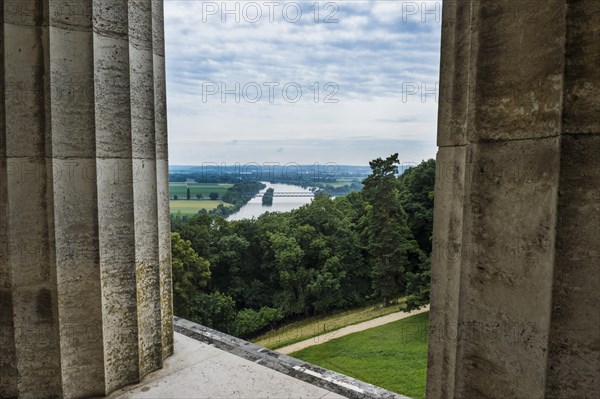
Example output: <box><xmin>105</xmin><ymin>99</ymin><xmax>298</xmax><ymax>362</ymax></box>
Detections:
<box><xmin>362</xmin><ymin>154</ymin><xmax>418</xmax><ymax>306</ymax></box>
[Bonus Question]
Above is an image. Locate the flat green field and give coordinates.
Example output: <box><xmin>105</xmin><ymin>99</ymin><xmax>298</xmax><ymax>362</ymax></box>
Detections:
<box><xmin>170</xmin><ymin>200</ymin><xmax>231</xmax><ymax>214</ymax></box>
<box><xmin>169</xmin><ymin>182</ymin><xmax>233</xmax><ymax>198</ymax></box>
<box><xmin>290</xmin><ymin>312</ymin><xmax>429</xmax><ymax>399</ymax></box>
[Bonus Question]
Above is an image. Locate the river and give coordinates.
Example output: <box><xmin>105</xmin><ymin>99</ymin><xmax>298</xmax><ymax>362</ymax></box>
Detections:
<box><xmin>227</xmin><ymin>182</ymin><xmax>314</xmax><ymax>221</ymax></box>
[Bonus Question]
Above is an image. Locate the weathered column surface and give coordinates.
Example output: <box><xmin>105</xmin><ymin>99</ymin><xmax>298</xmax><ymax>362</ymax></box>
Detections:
<box><xmin>0</xmin><ymin>0</ymin><xmax>173</xmax><ymax>397</ymax></box>
<box><xmin>427</xmin><ymin>1</ymin><xmax>599</xmax><ymax>398</ymax></box>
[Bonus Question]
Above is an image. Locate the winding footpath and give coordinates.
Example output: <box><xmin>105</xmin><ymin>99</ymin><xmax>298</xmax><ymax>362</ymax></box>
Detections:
<box><xmin>276</xmin><ymin>305</ymin><xmax>430</xmax><ymax>355</ymax></box>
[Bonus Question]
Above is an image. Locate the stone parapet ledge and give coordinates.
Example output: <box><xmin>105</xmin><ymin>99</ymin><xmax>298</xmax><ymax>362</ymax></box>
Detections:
<box><xmin>174</xmin><ymin>317</ymin><xmax>410</xmax><ymax>399</ymax></box>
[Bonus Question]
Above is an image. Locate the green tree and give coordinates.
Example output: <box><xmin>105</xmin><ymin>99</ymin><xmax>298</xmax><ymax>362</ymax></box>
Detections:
<box><xmin>186</xmin><ymin>187</ymin><xmax>191</xmax><ymax>200</ymax></box>
<box><xmin>308</xmin><ymin>256</ymin><xmax>345</xmax><ymax>313</ymax></box>
<box><xmin>262</xmin><ymin>188</ymin><xmax>274</xmax><ymax>206</ymax></box>
<box><xmin>363</xmin><ymin>154</ymin><xmax>419</xmax><ymax>306</ymax></box>
<box><xmin>189</xmin><ymin>292</ymin><xmax>236</xmax><ymax>333</ymax></box>
<box><xmin>172</xmin><ymin>212</ymin><xmax>214</xmax><ymax>258</ymax></box>
<box><xmin>209</xmin><ymin>192</ymin><xmax>219</xmax><ymax>200</ymax></box>
<box><xmin>268</xmin><ymin>231</ymin><xmax>311</xmax><ymax>315</ymax></box>
<box><xmin>397</xmin><ymin>159</ymin><xmax>436</xmax><ymax>254</ymax></box>
<box><xmin>210</xmin><ymin>233</ymin><xmax>251</xmax><ymax>303</ymax></box>
<box><xmin>405</xmin><ymin>252</ymin><xmax>431</xmax><ymax>310</ymax></box>
<box><xmin>234</xmin><ymin>306</ymin><xmax>283</xmax><ymax>338</ymax></box>
<box><xmin>171</xmin><ymin>232</ymin><xmax>211</xmax><ymax>318</ymax></box>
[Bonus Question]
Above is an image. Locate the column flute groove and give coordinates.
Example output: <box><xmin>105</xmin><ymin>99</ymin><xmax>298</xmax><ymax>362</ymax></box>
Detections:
<box><xmin>128</xmin><ymin>0</ymin><xmax>163</xmax><ymax>378</ymax></box>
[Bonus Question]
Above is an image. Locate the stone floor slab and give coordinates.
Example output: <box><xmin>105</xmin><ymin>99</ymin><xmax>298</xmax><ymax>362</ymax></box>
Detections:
<box><xmin>107</xmin><ymin>333</ymin><xmax>346</xmax><ymax>399</ymax></box>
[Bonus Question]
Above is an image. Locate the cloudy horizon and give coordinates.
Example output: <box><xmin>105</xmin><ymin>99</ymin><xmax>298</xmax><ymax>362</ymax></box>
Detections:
<box><xmin>164</xmin><ymin>0</ymin><xmax>442</xmax><ymax>166</ymax></box>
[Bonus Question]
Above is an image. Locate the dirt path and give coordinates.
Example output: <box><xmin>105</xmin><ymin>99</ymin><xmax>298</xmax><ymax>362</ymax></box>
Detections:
<box><xmin>276</xmin><ymin>305</ymin><xmax>430</xmax><ymax>355</ymax></box>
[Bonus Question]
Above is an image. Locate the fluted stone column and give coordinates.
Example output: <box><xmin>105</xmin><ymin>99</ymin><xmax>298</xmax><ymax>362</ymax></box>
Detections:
<box><xmin>0</xmin><ymin>1</ymin><xmax>173</xmax><ymax>397</ymax></box>
<box><xmin>427</xmin><ymin>1</ymin><xmax>599</xmax><ymax>398</ymax></box>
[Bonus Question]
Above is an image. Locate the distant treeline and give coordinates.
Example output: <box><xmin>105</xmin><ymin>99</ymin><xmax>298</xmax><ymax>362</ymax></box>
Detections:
<box><xmin>170</xmin><ymin>156</ymin><xmax>435</xmax><ymax>338</ymax></box>
<box><xmin>169</xmin><ymin>164</ymin><xmax>371</xmax><ymax>181</ymax></box>
<box><xmin>170</xmin><ymin>164</ymin><xmax>368</xmax><ymax>198</ymax></box>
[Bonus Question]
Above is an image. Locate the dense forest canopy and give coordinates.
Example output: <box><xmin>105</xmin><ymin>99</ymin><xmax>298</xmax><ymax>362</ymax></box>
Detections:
<box><xmin>170</xmin><ymin>156</ymin><xmax>436</xmax><ymax>338</ymax></box>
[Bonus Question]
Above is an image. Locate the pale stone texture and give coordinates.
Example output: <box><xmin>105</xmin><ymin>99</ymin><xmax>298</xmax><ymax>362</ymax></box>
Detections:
<box><xmin>426</xmin><ymin>146</ymin><xmax>466</xmax><ymax>398</ymax></box>
<box><xmin>436</xmin><ymin>0</ymin><xmax>474</xmax><ymax>147</ymax></box>
<box><xmin>108</xmin><ymin>333</ymin><xmax>347</xmax><ymax>399</ymax></box>
<box><xmin>427</xmin><ymin>1</ymin><xmax>600</xmax><ymax>398</ymax></box>
<box><xmin>0</xmin><ymin>1</ymin><xmax>173</xmax><ymax>397</ymax></box>
<box><xmin>152</xmin><ymin>1</ymin><xmax>173</xmax><ymax>359</ymax></box>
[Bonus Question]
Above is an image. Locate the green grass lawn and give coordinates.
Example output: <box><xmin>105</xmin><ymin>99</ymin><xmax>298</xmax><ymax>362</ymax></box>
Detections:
<box><xmin>170</xmin><ymin>200</ymin><xmax>232</xmax><ymax>214</ymax></box>
<box><xmin>290</xmin><ymin>312</ymin><xmax>429</xmax><ymax>399</ymax></box>
<box><xmin>253</xmin><ymin>298</ymin><xmax>407</xmax><ymax>350</ymax></box>
<box><xmin>169</xmin><ymin>182</ymin><xmax>233</xmax><ymax>198</ymax></box>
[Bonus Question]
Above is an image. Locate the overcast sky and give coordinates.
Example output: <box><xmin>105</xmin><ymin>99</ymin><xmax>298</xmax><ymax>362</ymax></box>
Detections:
<box><xmin>164</xmin><ymin>0</ymin><xmax>442</xmax><ymax>166</ymax></box>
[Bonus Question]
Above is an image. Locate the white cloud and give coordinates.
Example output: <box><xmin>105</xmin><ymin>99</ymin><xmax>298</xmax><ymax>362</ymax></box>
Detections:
<box><xmin>164</xmin><ymin>0</ymin><xmax>442</xmax><ymax>165</ymax></box>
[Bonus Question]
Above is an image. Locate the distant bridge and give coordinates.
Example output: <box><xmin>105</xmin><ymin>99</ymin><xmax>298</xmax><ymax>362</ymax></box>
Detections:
<box><xmin>254</xmin><ymin>192</ymin><xmax>315</xmax><ymax>198</ymax></box>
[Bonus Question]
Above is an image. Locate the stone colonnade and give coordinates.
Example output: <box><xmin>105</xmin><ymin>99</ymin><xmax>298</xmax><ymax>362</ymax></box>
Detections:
<box><xmin>0</xmin><ymin>1</ymin><xmax>173</xmax><ymax>397</ymax></box>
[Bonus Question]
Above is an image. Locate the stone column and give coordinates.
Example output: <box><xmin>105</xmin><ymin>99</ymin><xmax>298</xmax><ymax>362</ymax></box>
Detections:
<box><xmin>427</xmin><ymin>1</ymin><xmax>599</xmax><ymax>398</ymax></box>
<box><xmin>0</xmin><ymin>1</ymin><xmax>173</xmax><ymax>397</ymax></box>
